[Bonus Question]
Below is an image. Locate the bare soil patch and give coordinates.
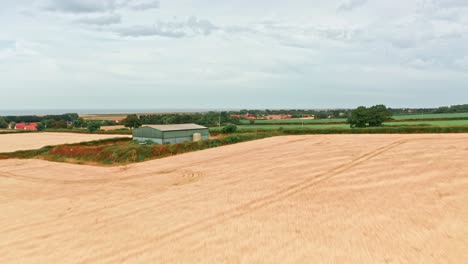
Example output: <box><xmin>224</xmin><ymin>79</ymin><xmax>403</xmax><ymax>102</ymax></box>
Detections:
<box><xmin>1</xmin><ymin>134</ymin><xmax>467</xmax><ymax>263</ymax></box>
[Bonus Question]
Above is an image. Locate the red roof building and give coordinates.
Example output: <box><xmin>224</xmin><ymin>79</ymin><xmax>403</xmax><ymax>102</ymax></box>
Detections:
<box><xmin>230</xmin><ymin>114</ymin><xmax>256</xmax><ymax>120</ymax></box>
<box><xmin>15</xmin><ymin>122</ymin><xmax>39</xmax><ymax>131</ymax></box>
<box><xmin>265</xmin><ymin>114</ymin><xmax>292</xmax><ymax>120</ymax></box>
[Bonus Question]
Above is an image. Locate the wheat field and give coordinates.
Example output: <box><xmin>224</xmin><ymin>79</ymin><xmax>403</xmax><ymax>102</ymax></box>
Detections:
<box><xmin>1</xmin><ymin>134</ymin><xmax>467</xmax><ymax>263</ymax></box>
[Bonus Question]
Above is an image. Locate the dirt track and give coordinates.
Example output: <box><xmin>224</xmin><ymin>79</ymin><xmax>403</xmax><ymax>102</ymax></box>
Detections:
<box><xmin>1</xmin><ymin>134</ymin><xmax>467</xmax><ymax>263</ymax></box>
<box><xmin>0</xmin><ymin>132</ymin><xmax>130</xmax><ymax>153</ymax></box>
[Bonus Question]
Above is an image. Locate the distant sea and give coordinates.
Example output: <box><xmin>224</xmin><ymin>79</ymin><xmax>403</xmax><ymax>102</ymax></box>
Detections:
<box><xmin>0</xmin><ymin>109</ymin><xmax>241</xmax><ymax>116</ymax></box>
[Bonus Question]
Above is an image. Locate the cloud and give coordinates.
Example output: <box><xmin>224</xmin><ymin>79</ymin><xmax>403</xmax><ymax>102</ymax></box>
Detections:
<box><xmin>44</xmin><ymin>0</ymin><xmax>120</xmax><ymax>13</ymax></box>
<box><xmin>432</xmin><ymin>0</ymin><xmax>468</xmax><ymax>9</ymax></box>
<box><xmin>75</xmin><ymin>14</ymin><xmax>122</xmax><ymax>25</ymax></box>
<box><xmin>116</xmin><ymin>25</ymin><xmax>186</xmax><ymax>38</ymax></box>
<box><xmin>43</xmin><ymin>0</ymin><xmax>159</xmax><ymax>13</ymax></box>
<box><xmin>115</xmin><ymin>16</ymin><xmax>218</xmax><ymax>38</ymax></box>
<box><xmin>126</xmin><ymin>0</ymin><xmax>160</xmax><ymax>11</ymax></box>
<box><xmin>337</xmin><ymin>0</ymin><xmax>367</xmax><ymax>11</ymax></box>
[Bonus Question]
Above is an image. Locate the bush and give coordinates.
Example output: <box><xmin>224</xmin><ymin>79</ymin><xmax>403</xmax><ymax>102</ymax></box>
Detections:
<box><xmin>122</xmin><ymin>114</ymin><xmax>142</xmax><ymax>129</ymax></box>
<box><xmin>87</xmin><ymin>122</ymin><xmax>101</xmax><ymax>132</ymax></box>
<box><xmin>221</xmin><ymin>124</ymin><xmax>237</xmax><ymax>134</ymax></box>
<box><xmin>45</xmin><ymin>119</ymin><xmax>68</xmax><ymax>129</ymax></box>
<box><xmin>37</xmin><ymin>122</ymin><xmax>46</xmax><ymax>131</ymax></box>
<box><xmin>0</xmin><ymin>117</ymin><xmax>8</xmax><ymax>129</ymax></box>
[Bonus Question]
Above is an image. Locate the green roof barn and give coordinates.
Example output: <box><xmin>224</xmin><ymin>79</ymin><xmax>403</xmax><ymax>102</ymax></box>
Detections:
<box><xmin>132</xmin><ymin>124</ymin><xmax>209</xmax><ymax>144</ymax></box>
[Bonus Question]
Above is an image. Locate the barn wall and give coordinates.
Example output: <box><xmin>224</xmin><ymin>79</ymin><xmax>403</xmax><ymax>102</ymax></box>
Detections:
<box><xmin>132</xmin><ymin>127</ymin><xmax>163</xmax><ymax>138</ymax></box>
<box><xmin>132</xmin><ymin>127</ymin><xmax>209</xmax><ymax>144</ymax></box>
<box><xmin>133</xmin><ymin>137</ymin><xmax>163</xmax><ymax>144</ymax></box>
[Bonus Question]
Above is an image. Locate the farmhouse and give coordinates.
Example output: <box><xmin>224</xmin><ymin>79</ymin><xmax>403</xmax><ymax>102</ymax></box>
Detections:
<box><xmin>132</xmin><ymin>124</ymin><xmax>209</xmax><ymax>144</ymax></box>
<box><xmin>265</xmin><ymin>114</ymin><xmax>292</xmax><ymax>120</ymax></box>
<box><xmin>15</xmin><ymin>122</ymin><xmax>39</xmax><ymax>131</ymax></box>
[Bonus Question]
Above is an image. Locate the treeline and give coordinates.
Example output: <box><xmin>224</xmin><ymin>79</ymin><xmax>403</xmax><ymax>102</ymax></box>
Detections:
<box><xmin>238</xmin><ymin>109</ymin><xmax>351</xmax><ymax>118</ymax></box>
<box><xmin>0</xmin><ymin>112</ymin><xmax>119</xmax><ymax>132</ymax></box>
<box><xmin>2</xmin><ymin>113</ymin><xmax>79</xmax><ymax>123</ymax></box>
<box><xmin>433</xmin><ymin>104</ymin><xmax>468</xmax><ymax>113</ymax></box>
<box><xmin>388</xmin><ymin>104</ymin><xmax>468</xmax><ymax>115</ymax></box>
<box><xmin>0</xmin><ymin>113</ymin><xmax>81</xmax><ymax>129</ymax></box>
<box><xmin>388</xmin><ymin>108</ymin><xmax>435</xmax><ymax>115</ymax></box>
<box><xmin>140</xmin><ymin>112</ymin><xmax>241</xmax><ymax>127</ymax></box>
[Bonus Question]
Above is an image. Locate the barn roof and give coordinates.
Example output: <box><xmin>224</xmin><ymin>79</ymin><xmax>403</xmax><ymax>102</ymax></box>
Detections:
<box><xmin>143</xmin><ymin>124</ymin><xmax>207</xmax><ymax>132</ymax></box>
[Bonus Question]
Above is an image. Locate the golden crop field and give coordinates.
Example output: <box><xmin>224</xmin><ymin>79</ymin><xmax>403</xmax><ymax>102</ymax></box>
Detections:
<box><xmin>1</xmin><ymin>134</ymin><xmax>467</xmax><ymax>263</ymax></box>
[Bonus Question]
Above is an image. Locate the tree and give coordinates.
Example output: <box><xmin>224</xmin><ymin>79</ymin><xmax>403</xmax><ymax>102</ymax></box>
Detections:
<box><xmin>227</xmin><ymin>116</ymin><xmax>241</xmax><ymax>125</ymax></box>
<box><xmin>122</xmin><ymin>114</ymin><xmax>142</xmax><ymax>129</ymax></box>
<box><xmin>0</xmin><ymin>117</ymin><xmax>8</xmax><ymax>129</ymax></box>
<box><xmin>44</xmin><ymin>119</ymin><xmax>67</xmax><ymax>129</ymax></box>
<box><xmin>221</xmin><ymin>124</ymin><xmax>237</xmax><ymax>134</ymax></box>
<box><xmin>37</xmin><ymin>122</ymin><xmax>46</xmax><ymax>131</ymax></box>
<box><xmin>9</xmin><ymin>122</ymin><xmax>16</xmax><ymax>129</ymax></box>
<box><xmin>53</xmin><ymin>120</ymin><xmax>68</xmax><ymax>129</ymax></box>
<box><xmin>87</xmin><ymin>122</ymin><xmax>101</xmax><ymax>133</ymax></box>
<box><xmin>73</xmin><ymin>117</ymin><xmax>86</xmax><ymax>128</ymax></box>
<box><xmin>347</xmin><ymin>106</ymin><xmax>369</xmax><ymax>128</ymax></box>
<box><xmin>347</xmin><ymin>105</ymin><xmax>393</xmax><ymax>128</ymax></box>
<box><xmin>367</xmin><ymin>105</ymin><xmax>393</xmax><ymax>127</ymax></box>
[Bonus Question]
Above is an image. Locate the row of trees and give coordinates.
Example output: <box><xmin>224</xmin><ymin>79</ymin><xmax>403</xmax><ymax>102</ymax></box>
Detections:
<box><xmin>433</xmin><ymin>104</ymin><xmax>468</xmax><ymax>114</ymax></box>
<box><xmin>237</xmin><ymin>109</ymin><xmax>351</xmax><ymax>119</ymax></box>
<box><xmin>2</xmin><ymin>113</ymin><xmax>79</xmax><ymax>123</ymax></box>
<box><xmin>34</xmin><ymin>119</ymin><xmax>102</xmax><ymax>132</ymax></box>
<box><xmin>139</xmin><ymin>112</ymin><xmax>240</xmax><ymax>127</ymax></box>
<box><xmin>347</xmin><ymin>105</ymin><xmax>393</xmax><ymax>128</ymax></box>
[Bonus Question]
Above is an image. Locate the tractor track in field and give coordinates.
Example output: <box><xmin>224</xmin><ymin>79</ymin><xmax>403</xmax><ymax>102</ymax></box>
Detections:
<box><xmin>2</xmin><ymin>134</ymin><xmax>468</xmax><ymax>263</ymax></box>
<box><xmin>0</xmin><ymin>137</ymin><xmax>314</xmax><ymax>240</ymax></box>
<box><xmin>0</xmin><ymin>136</ymin><xmax>311</xmax><ymax>185</ymax></box>
<box><xmin>79</xmin><ymin>139</ymin><xmax>407</xmax><ymax>264</ymax></box>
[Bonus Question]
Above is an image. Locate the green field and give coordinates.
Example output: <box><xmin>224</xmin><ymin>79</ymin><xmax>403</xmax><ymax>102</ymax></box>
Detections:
<box><xmin>240</xmin><ymin>118</ymin><xmax>347</xmax><ymax>125</ymax></box>
<box><xmin>212</xmin><ymin>119</ymin><xmax>468</xmax><ymax>132</ymax></box>
<box><xmin>392</xmin><ymin>112</ymin><xmax>468</xmax><ymax>120</ymax></box>
<box><xmin>238</xmin><ymin>112</ymin><xmax>468</xmax><ymax>125</ymax></box>
<box><xmin>385</xmin><ymin>120</ymin><xmax>468</xmax><ymax>126</ymax></box>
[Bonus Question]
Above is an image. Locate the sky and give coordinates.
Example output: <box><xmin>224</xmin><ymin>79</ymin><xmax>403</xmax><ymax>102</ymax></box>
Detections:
<box><xmin>0</xmin><ymin>0</ymin><xmax>467</xmax><ymax>111</ymax></box>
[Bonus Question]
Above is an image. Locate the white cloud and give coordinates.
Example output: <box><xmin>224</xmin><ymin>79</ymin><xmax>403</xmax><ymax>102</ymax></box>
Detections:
<box><xmin>43</xmin><ymin>0</ymin><xmax>121</xmax><ymax>13</ymax></box>
<box><xmin>42</xmin><ymin>0</ymin><xmax>159</xmax><ymax>13</ymax></box>
<box><xmin>1</xmin><ymin>0</ymin><xmax>467</xmax><ymax>109</ymax></box>
<box><xmin>337</xmin><ymin>0</ymin><xmax>367</xmax><ymax>11</ymax></box>
<box><xmin>75</xmin><ymin>13</ymin><xmax>121</xmax><ymax>25</ymax></box>
<box><xmin>126</xmin><ymin>0</ymin><xmax>159</xmax><ymax>11</ymax></box>
<box><xmin>115</xmin><ymin>16</ymin><xmax>218</xmax><ymax>38</ymax></box>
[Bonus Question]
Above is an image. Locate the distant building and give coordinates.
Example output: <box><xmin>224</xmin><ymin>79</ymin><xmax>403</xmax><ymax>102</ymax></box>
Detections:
<box><xmin>230</xmin><ymin>114</ymin><xmax>256</xmax><ymax>120</ymax></box>
<box><xmin>15</xmin><ymin>123</ymin><xmax>39</xmax><ymax>131</ymax></box>
<box><xmin>265</xmin><ymin>114</ymin><xmax>292</xmax><ymax>120</ymax></box>
<box><xmin>132</xmin><ymin>124</ymin><xmax>209</xmax><ymax>144</ymax></box>
<box><xmin>244</xmin><ymin>114</ymin><xmax>256</xmax><ymax>120</ymax></box>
